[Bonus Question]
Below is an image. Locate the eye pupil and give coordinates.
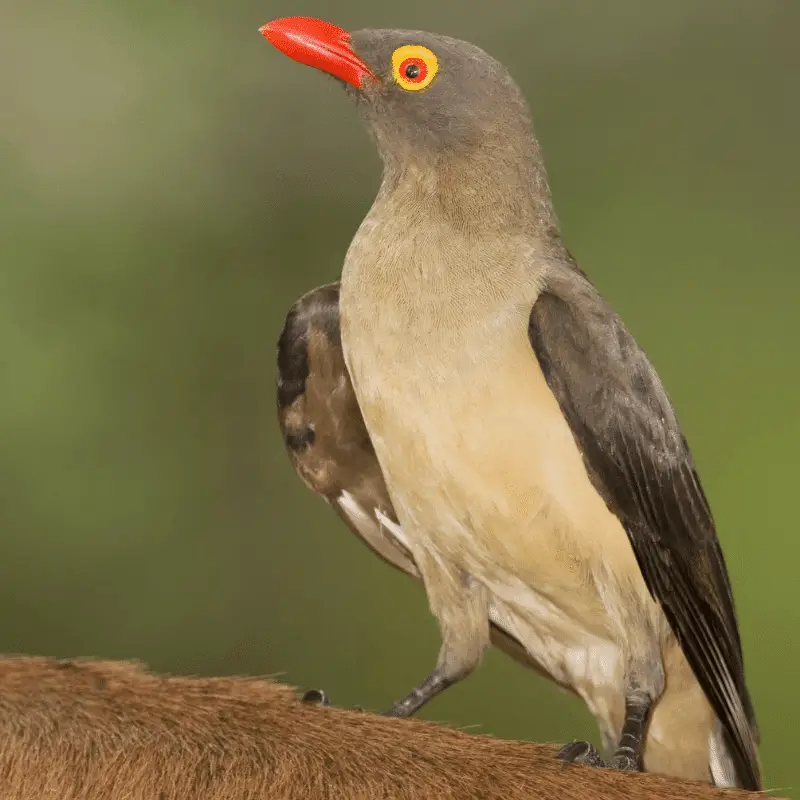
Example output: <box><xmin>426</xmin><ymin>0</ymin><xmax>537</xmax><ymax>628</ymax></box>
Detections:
<box><xmin>404</xmin><ymin>63</ymin><xmax>420</xmax><ymax>79</ymax></box>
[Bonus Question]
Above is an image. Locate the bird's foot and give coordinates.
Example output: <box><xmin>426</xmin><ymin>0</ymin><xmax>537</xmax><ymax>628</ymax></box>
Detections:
<box><xmin>557</xmin><ymin>740</ymin><xmax>641</xmax><ymax>772</ymax></box>
<box><xmin>300</xmin><ymin>688</ymin><xmax>331</xmax><ymax>706</ymax></box>
<box><xmin>607</xmin><ymin>747</ymin><xmax>641</xmax><ymax>771</ymax></box>
<box><xmin>557</xmin><ymin>740</ymin><xmax>606</xmax><ymax>768</ymax></box>
<box><xmin>300</xmin><ymin>688</ymin><xmax>364</xmax><ymax>712</ymax></box>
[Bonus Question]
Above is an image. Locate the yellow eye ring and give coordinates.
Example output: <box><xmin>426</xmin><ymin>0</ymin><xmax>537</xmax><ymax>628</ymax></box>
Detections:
<box><xmin>391</xmin><ymin>45</ymin><xmax>438</xmax><ymax>91</ymax></box>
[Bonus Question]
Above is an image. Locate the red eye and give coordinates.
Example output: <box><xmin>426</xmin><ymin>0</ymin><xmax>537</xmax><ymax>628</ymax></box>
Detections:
<box><xmin>399</xmin><ymin>57</ymin><xmax>428</xmax><ymax>83</ymax></box>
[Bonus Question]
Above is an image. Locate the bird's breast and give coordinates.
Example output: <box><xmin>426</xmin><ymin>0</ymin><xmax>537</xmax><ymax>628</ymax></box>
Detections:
<box><xmin>338</xmin><ymin>213</ymin><xmax>654</xmax><ymax>636</ymax></box>
<box><xmin>340</xmin><ymin>291</ymin><xmax>635</xmax><ymax>586</ymax></box>
<box><xmin>338</xmin><ymin>249</ymin><xmax>665</xmax><ymax>732</ymax></box>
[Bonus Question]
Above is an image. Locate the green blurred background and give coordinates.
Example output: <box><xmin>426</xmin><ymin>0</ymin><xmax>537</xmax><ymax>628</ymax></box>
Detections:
<box><xmin>1</xmin><ymin>0</ymin><xmax>798</xmax><ymax>793</ymax></box>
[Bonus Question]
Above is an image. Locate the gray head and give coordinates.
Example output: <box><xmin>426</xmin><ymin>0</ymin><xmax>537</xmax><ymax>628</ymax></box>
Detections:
<box><xmin>347</xmin><ymin>29</ymin><xmax>535</xmax><ymax>162</ymax></box>
<box><xmin>261</xmin><ymin>17</ymin><xmax>555</xmax><ymax>225</ymax></box>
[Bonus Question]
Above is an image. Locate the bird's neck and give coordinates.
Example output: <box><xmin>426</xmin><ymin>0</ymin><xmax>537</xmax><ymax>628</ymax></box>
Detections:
<box><xmin>376</xmin><ymin>134</ymin><xmax>560</xmax><ymax>241</ymax></box>
<box><xmin>340</xmin><ymin>149</ymin><xmax>562</xmax><ymax>351</ymax></box>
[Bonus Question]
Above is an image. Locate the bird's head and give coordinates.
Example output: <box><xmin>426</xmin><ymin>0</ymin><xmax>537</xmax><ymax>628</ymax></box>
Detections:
<box><xmin>260</xmin><ymin>17</ymin><xmax>537</xmax><ymax>173</ymax></box>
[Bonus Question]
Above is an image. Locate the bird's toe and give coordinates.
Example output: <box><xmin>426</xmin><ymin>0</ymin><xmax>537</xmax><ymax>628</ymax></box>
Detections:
<box><xmin>300</xmin><ymin>689</ymin><xmax>367</xmax><ymax>712</ymax></box>
<box><xmin>608</xmin><ymin>749</ymin><xmax>641</xmax><ymax>772</ymax></box>
<box><xmin>300</xmin><ymin>688</ymin><xmax>331</xmax><ymax>706</ymax></box>
<box><xmin>556</xmin><ymin>740</ymin><xmax>606</xmax><ymax>768</ymax></box>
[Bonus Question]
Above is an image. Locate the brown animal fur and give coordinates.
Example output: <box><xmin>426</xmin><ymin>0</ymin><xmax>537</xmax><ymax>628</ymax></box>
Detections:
<box><xmin>0</xmin><ymin>656</ymin><xmax>771</xmax><ymax>799</ymax></box>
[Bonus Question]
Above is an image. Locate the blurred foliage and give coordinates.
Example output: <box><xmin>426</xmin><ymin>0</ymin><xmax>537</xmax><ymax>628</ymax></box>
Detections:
<box><xmin>1</xmin><ymin>0</ymin><xmax>798</xmax><ymax>794</ymax></box>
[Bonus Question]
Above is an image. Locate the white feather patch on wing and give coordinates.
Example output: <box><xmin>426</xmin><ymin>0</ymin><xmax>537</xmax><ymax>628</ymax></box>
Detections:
<box><xmin>338</xmin><ymin>490</ymin><xmax>378</xmax><ymax>540</ymax></box>
<box><xmin>375</xmin><ymin>507</ymin><xmax>412</xmax><ymax>551</ymax></box>
<box><xmin>337</xmin><ymin>491</ymin><xmax>415</xmax><ymax>573</ymax></box>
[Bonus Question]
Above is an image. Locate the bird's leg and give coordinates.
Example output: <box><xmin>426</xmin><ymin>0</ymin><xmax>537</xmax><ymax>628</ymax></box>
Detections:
<box><xmin>558</xmin><ymin>688</ymin><xmax>656</xmax><ymax>772</ymax></box>
<box><xmin>608</xmin><ymin>689</ymin><xmax>652</xmax><ymax>770</ymax></box>
<box><xmin>384</xmin><ymin>566</ymin><xmax>490</xmax><ymax>718</ymax></box>
<box><xmin>559</xmin><ymin>621</ymin><xmax>663</xmax><ymax>772</ymax></box>
<box><xmin>303</xmin><ymin>565</ymin><xmax>490</xmax><ymax>719</ymax></box>
<box><xmin>301</xmin><ymin>670</ymin><xmax>459</xmax><ymax>717</ymax></box>
<box><xmin>384</xmin><ymin>668</ymin><xmax>457</xmax><ymax>718</ymax></box>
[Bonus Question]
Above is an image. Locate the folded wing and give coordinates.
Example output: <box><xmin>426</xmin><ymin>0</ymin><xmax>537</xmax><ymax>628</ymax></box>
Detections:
<box><xmin>528</xmin><ymin>268</ymin><xmax>760</xmax><ymax>790</ymax></box>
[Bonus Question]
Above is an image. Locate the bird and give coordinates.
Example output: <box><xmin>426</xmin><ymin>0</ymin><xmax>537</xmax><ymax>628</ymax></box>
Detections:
<box><xmin>263</xmin><ymin>16</ymin><xmax>761</xmax><ymax>790</ymax></box>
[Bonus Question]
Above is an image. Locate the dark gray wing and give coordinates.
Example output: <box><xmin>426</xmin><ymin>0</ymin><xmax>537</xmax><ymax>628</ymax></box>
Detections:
<box><xmin>528</xmin><ymin>268</ymin><xmax>761</xmax><ymax>790</ymax></box>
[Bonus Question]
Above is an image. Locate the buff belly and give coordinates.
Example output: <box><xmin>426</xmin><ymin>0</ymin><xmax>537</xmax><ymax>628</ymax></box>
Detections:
<box><xmin>341</xmin><ymin>319</ymin><xmax>726</xmax><ymax>782</ymax></box>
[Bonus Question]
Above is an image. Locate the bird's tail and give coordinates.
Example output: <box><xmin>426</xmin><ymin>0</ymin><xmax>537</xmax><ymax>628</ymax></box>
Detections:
<box><xmin>708</xmin><ymin>719</ymin><xmax>741</xmax><ymax>788</ymax></box>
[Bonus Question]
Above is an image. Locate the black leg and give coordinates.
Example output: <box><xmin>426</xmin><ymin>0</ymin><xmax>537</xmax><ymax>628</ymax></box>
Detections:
<box><xmin>300</xmin><ymin>669</ymin><xmax>459</xmax><ymax>719</ymax></box>
<box><xmin>382</xmin><ymin>566</ymin><xmax>487</xmax><ymax>719</ymax></box>
<box><xmin>558</xmin><ymin>690</ymin><xmax>653</xmax><ymax>772</ymax></box>
<box><xmin>609</xmin><ymin>691</ymin><xmax>651</xmax><ymax>770</ymax></box>
<box><xmin>383</xmin><ymin>667</ymin><xmax>455</xmax><ymax>718</ymax></box>
<box><xmin>304</xmin><ymin>569</ymin><xmax>487</xmax><ymax>721</ymax></box>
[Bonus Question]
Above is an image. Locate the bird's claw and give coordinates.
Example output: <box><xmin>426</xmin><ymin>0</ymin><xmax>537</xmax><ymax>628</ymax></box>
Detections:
<box><xmin>301</xmin><ymin>688</ymin><xmax>330</xmax><ymax>706</ymax></box>
<box><xmin>608</xmin><ymin>749</ymin><xmax>641</xmax><ymax>771</ymax></box>
<box><xmin>557</xmin><ymin>740</ymin><xmax>606</xmax><ymax>768</ymax></box>
<box><xmin>300</xmin><ymin>688</ymin><xmax>365</xmax><ymax>712</ymax></box>
<box><xmin>558</xmin><ymin>740</ymin><xmax>642</xmax><ymax>773</ymax></box>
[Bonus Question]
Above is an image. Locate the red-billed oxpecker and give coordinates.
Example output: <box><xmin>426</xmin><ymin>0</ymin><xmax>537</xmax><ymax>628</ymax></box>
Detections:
<box><xmin>264</xmin><ymin>17</ymin><xmax>761</xmax><ymax>790</ymax></box>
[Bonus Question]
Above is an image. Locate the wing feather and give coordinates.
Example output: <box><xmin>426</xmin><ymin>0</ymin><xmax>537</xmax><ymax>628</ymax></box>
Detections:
<box><xmin>528</xmin><ymin>271</ymin><xmax>760</xmax><ymax>790</ymax></box>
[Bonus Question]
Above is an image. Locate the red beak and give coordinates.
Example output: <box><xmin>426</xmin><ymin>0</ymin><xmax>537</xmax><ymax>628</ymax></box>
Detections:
<box><xmin>259</xmin><ymin>17</ymin><xmax>376</xmax><ymax>88</ymax></box>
